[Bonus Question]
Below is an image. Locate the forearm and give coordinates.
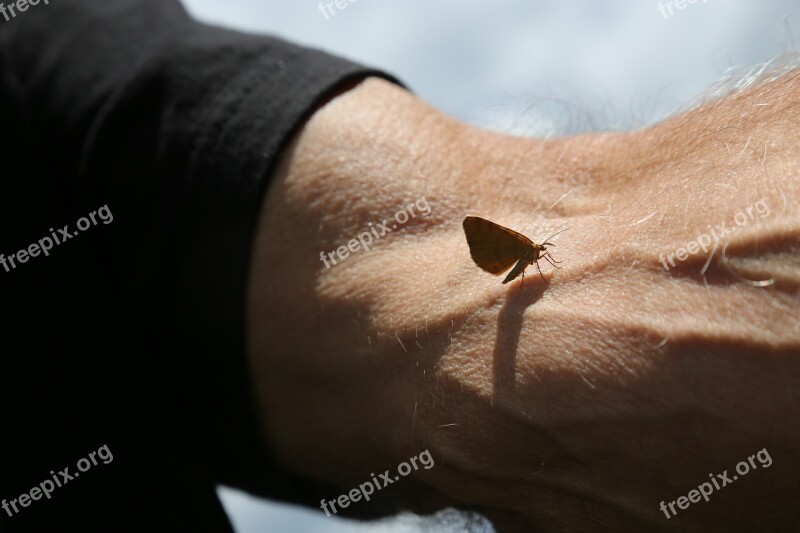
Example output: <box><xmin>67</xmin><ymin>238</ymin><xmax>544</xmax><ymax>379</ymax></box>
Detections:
<box><xmin>246</xmin><ymin>73</ymin><xmax>800</xmax><ymax>529</ymax></box>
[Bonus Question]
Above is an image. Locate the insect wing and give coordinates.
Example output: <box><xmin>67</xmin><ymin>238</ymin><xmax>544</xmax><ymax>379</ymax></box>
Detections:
<box><xmin>463</xmin><ymin>216</ymin><xmax>533</xmax><ymax>275</ymax></box>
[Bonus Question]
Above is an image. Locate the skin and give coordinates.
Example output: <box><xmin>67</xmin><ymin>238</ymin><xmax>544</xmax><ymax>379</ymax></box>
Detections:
<box><xmin>247</xmin><ymin>75</ymin><xmax>800</xmax><ymax>531</ymax></box>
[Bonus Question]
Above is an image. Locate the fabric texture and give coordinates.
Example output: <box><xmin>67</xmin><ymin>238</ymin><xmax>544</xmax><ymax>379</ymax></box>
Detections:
<box><xmin>0</xmin><ymin>1</ymin><xmax>401</xmax><ymax>530</ymax></box>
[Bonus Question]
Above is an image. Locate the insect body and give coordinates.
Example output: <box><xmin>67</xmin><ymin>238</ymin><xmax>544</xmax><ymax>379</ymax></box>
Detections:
<box><xmin>462</xmin><ymin>216</ymin><xmax>565</xmax><ymax>284</ymax></box>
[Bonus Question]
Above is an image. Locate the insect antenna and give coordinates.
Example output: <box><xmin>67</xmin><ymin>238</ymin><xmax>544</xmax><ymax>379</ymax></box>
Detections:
<box><xmin>540</xmin><ymin>227</ymin><xmax>570</xmax><ymax>248</ymax></box>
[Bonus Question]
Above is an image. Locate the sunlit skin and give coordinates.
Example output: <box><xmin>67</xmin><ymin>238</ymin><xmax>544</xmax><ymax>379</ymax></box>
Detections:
<box><xmin>247</xmin><ymin>75</ymin><xmax>800</xmax><ymax>531</ymax></box>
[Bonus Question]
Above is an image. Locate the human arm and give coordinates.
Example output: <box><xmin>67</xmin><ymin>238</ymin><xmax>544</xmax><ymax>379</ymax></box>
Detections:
<box><xmin>247</xmin><ymin>73</ymin><xmax>800</xmax><ymax>531</ymax></box>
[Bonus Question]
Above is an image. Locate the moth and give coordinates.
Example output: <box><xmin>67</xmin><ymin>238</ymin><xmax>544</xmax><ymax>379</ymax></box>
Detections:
<box><xmin>463</xmin><ymin>216</ymin><xmax>565</xmax><ymax>284</ymax></box>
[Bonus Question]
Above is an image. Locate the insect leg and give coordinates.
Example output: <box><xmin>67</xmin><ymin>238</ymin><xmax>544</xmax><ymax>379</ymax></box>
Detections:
<box><xmin>543</xmin><ymin>253</ymin><xmax>561</xmax><ymax>269</ymax></box>
<box><xmin>535</xmin><ymin>259</ymin><xmax>546</xmax><ymax>282</ymax></box>
<box><xmin>544</xmin><ymin>250</ymin><xmax>561</xmax><ymax>263</ymax></box>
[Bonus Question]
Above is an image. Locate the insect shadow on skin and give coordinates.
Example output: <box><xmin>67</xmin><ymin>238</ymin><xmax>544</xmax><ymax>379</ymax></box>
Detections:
<box><xmin>462</xmin><ymin>216</ymin><xmax>567</xmax><ymax>286</ymax></box>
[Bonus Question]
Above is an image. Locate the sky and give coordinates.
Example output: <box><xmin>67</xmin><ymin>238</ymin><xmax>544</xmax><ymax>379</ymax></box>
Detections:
<box><xmin>179</xmin><ymin>1</ymin><xmax>800</xmax><ymax>531</ymax></box>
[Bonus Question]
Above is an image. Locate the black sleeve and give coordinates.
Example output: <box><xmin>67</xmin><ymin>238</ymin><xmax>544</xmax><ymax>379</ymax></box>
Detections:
<box><xmin>0</xmin><ymin>1</ymin><xmax>402</xmax><ymax>531</ymax></box>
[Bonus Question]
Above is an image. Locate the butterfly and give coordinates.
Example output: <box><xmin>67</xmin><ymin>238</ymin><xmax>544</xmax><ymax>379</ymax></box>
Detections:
<box><xmin>463</xmin><ymin>216</ymin><xmax>566</xmax><ymax>284</ymax></box>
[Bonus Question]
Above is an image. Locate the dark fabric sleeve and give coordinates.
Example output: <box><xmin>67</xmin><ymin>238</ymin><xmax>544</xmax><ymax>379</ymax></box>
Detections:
<box><xmin>0</xmin><ymin>1</ymin><xmax>403</xmax><ymax>531</ymax></box>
